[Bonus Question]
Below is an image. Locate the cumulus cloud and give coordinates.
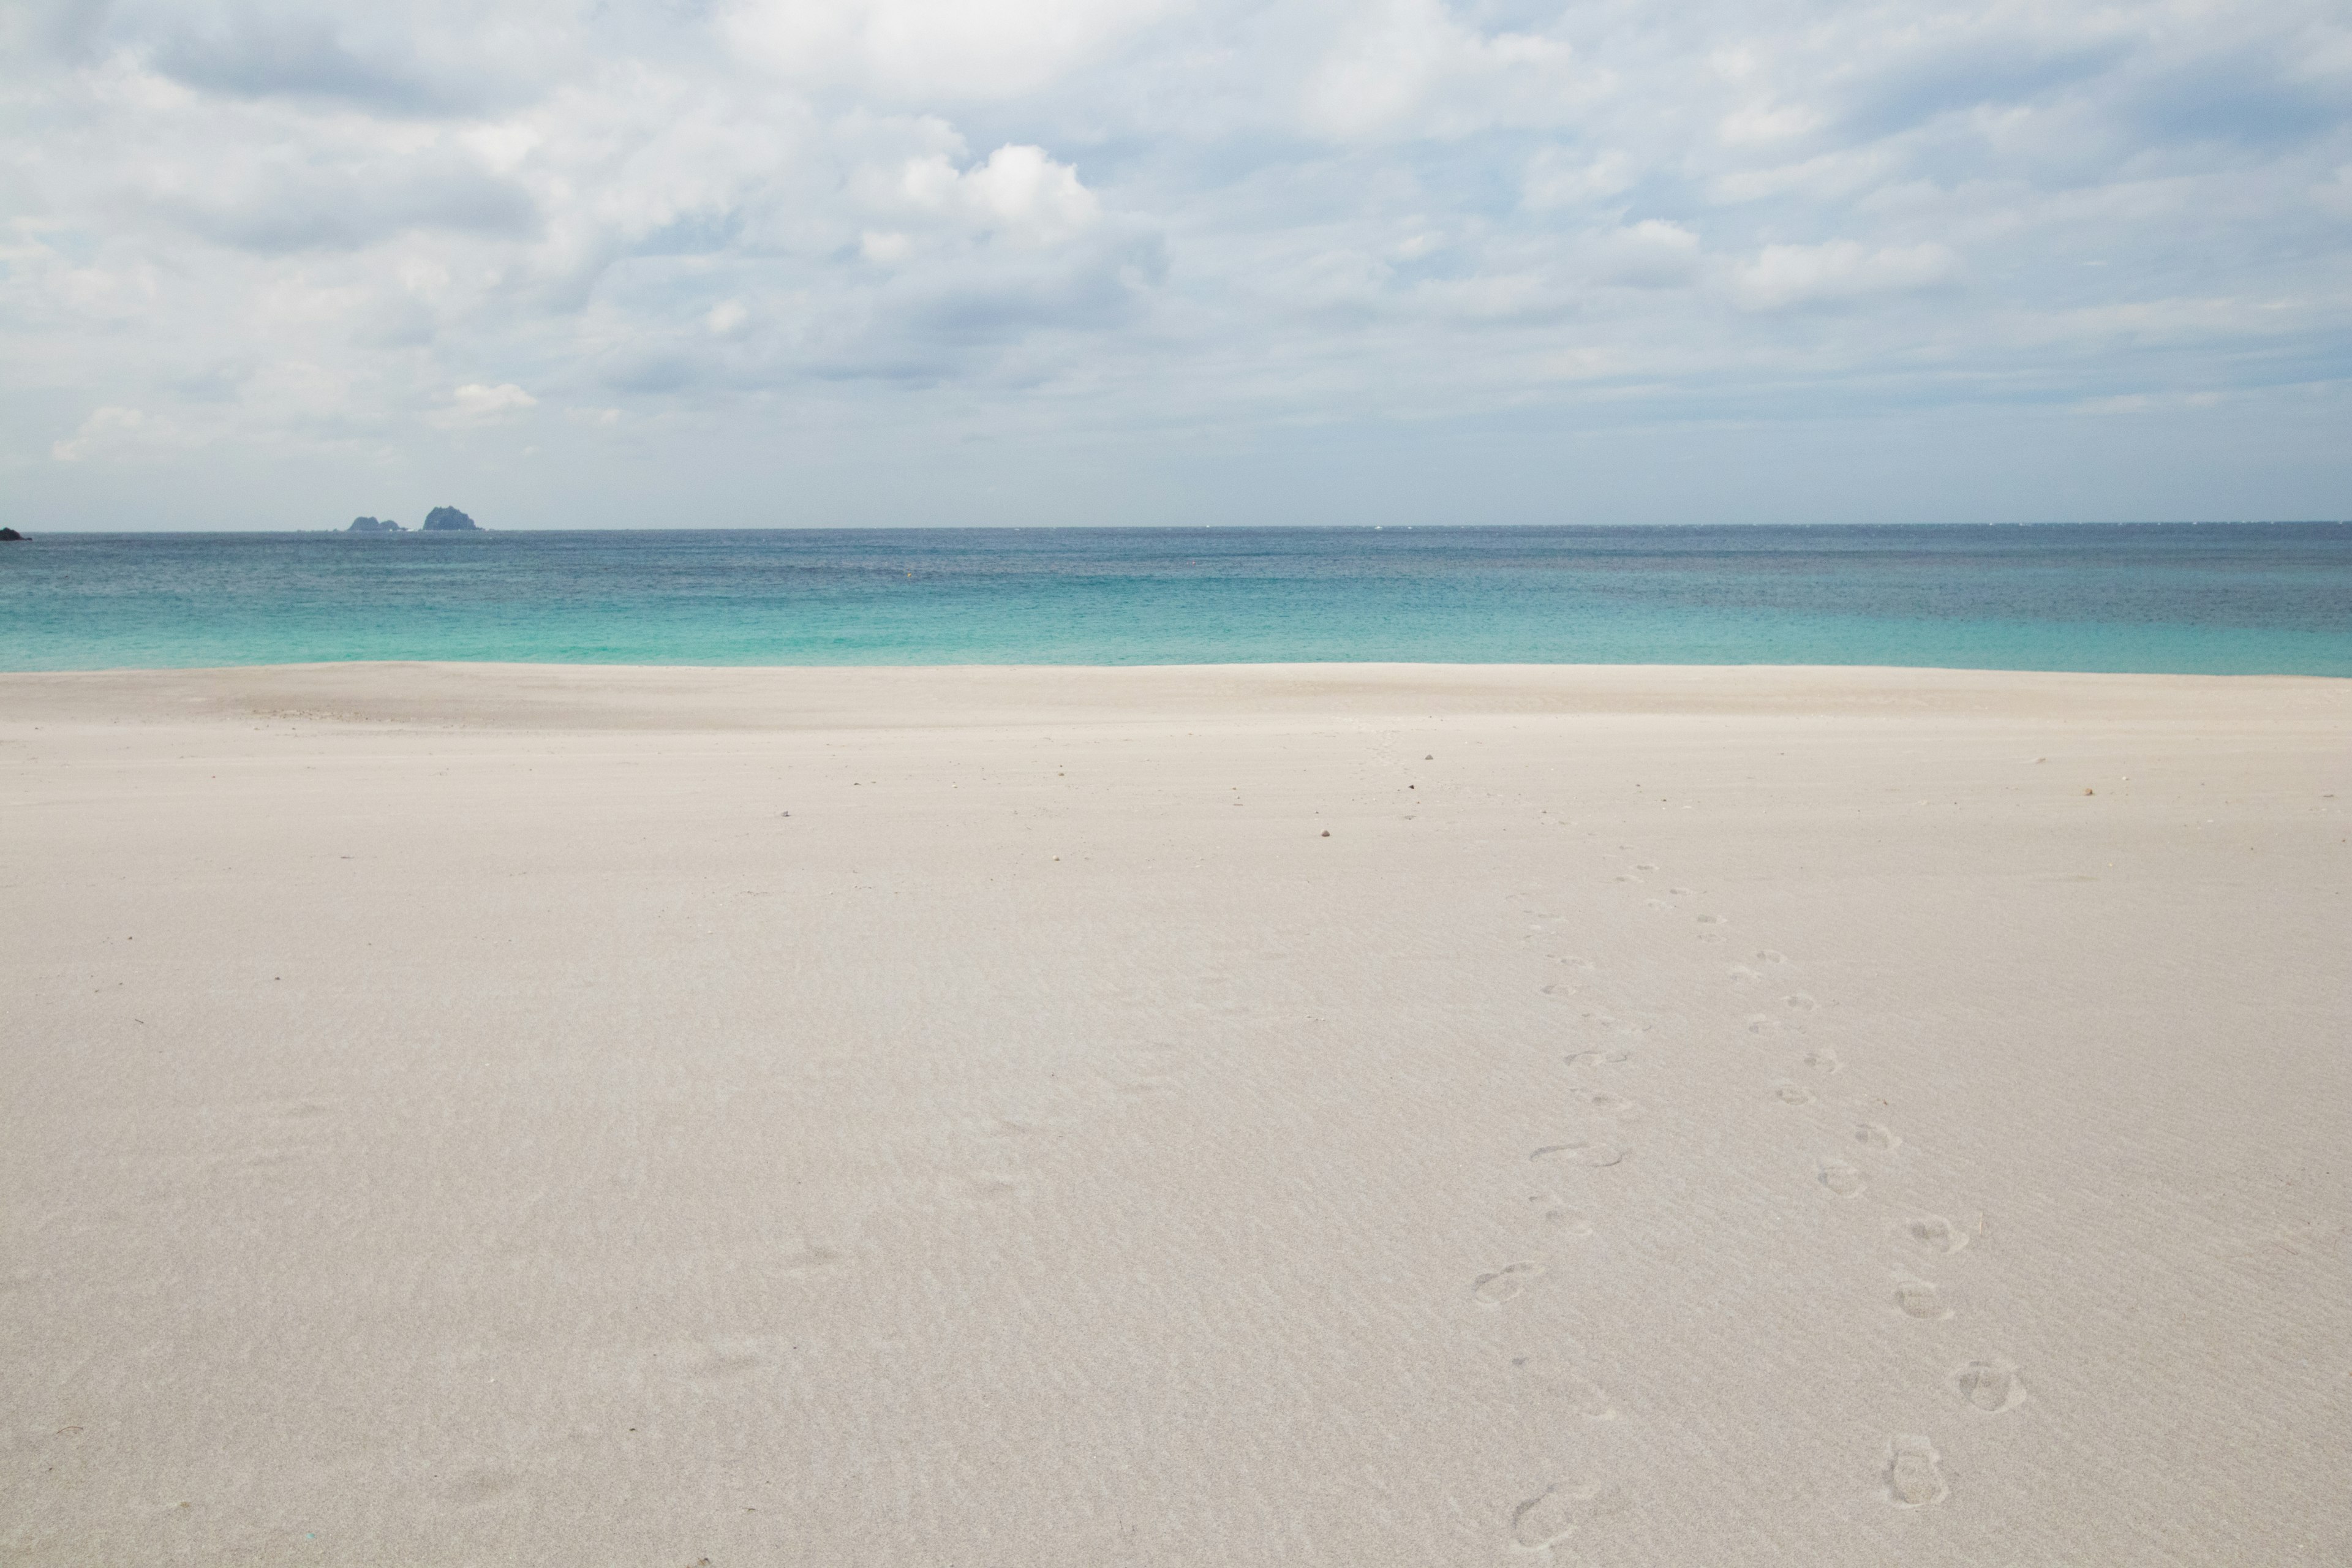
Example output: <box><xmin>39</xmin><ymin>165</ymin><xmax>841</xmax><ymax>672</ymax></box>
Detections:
<box><xmin>892</xmin><ymin>143</ymin><xmax>1101</xmax><ymax>245</ymax></box>
<box><xmin>2</xmin><ymin>0</ymin><xmax>2348</xmax><ymax>521</ymax></box>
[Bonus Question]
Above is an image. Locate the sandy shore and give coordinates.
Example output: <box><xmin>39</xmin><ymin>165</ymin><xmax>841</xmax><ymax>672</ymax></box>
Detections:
<box><xmin>3</xmin><ymin>663</ymin><xmax>2346</xmax><ymax>1566</ymax></box>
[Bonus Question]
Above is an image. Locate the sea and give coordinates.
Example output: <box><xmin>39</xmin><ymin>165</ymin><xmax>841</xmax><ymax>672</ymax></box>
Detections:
<box><xmin>4</xmin><ymin>524</ymin><xmax>2348</xmax><ymax>675</ymax></box>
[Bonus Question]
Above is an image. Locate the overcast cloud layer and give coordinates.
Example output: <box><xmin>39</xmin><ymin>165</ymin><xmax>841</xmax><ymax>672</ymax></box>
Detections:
<box><xmin>5</xmin><ymin>0</ymin><xmax>2350</xmax><ymax>527</ymax></box>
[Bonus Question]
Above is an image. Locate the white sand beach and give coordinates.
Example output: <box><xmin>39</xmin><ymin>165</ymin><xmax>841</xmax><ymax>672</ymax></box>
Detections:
<box><xmin>2</xmin><ymin>663</ymin><xmax>2346</xmax><ymax>1566</ymax></box>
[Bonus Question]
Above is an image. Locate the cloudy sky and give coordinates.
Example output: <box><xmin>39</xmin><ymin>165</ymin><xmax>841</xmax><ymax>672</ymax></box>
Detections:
<box><xmin>5</xmin><ymin>0</ymin><xmax>2350</xmax><ymax>528</ymax></box>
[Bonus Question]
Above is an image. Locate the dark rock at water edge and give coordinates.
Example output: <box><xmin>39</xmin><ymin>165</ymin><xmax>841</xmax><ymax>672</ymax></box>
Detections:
<box><xmin>0</xmin><ymin>527</ymin><xmax>21</xmax><ymax>541</ymax></box>
<box><xmin>421</xmin><ymin>506</ymin><xmax>481</xmax><ymax>531</ymax></box>
<box><xmin>347</xmin><ymin>516</ymin><xmax>404</xmax><ymax>533</ymax></box>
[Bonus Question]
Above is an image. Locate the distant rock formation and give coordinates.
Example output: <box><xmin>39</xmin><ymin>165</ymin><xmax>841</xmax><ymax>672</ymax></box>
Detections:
<box><xmin>421</xmin><ymin>506</ymin><xmax>481</xmax><ymax>531</ymax></box>
<box><xmin>347</xmin><ymin>516</ymin><xmax>404</xmax><ymax>533</ymax></box>
<box><xmin>0</xmin><ymin>527</ymin><xmax>21</xmax><ymax>541</ymax></box>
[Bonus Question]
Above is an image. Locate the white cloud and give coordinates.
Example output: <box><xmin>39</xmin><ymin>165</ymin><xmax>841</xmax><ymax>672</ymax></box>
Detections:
<box><xmin>1735</xmin><ymin>240</ymin><xmax>1961</xmax><ymax>308</ymax></box>
<box><xmin>1708</xmin><ymin>46</ymin><xmax>1761</xmax><ymax>83</ymax></box>
<box><xmin>892</xmin><ymin>143</ymin><xmax>1101</xmax><ymax>244</ymax></box>
<box><xmin>1299</xmin><ymin>0</ymin><xmax>1582</xmax><ymax>141</ymax></box>
<box><xmin>724</xmin><ymin>0</ymin><xmax>1170</xmax><ymax>101</ymax></box>
<box><xmin>1523</xmin><ymin>148</ymin><xmax>1637</xmax><ymax>210</ymax></box>
<box><xmin>1720</xmin><ymin>102</ymin><xmax>1823</xmax><ymax>146</ymax></box>
<box><xmin>3</xmin><ymin>0</ymin><xmax>2348</xmax><ymax>521</ymax></box>
<box><xmin>960</xmin><ymin>144</ymin><xmax>1101</xmax><ymax>242</ymax></box>
<box><xmin>52</xmin><ymin>406</ymin><xmax>150</xmax><ymax>462</ymax></box>
<box><xmin>1592</xmin><ymin>220</ymin><xmax>1703</xmax><ymax>287</ymax></box>
<box><xmin>428</xmin><ymin>382</ymin><xmax>537</xmax><ymax>427</ymax></box>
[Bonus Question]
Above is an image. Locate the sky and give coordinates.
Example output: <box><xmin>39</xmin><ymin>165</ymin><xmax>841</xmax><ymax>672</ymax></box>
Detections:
<box><xmin>4</xmin><ymin>0</ymin><xmax>2350</xmax><ymax>529</ymax></box>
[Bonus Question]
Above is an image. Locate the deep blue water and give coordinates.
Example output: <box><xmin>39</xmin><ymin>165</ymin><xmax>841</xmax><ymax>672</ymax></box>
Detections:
<box><xmin>2</xmin><ymin>524</ymin><xmax>2347</xmax><ymax>674</ymax></box>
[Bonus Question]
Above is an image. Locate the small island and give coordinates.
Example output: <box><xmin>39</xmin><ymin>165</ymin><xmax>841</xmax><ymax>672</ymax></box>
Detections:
<box><xmin>0</xmin><ymin>526</ymin><xmax>23</xmax><ymax>541</ymax></box>
<box><xmin>421</xmin><ymin>506</ymin><xmax>481</xmax><ymax>532</ymax></box>
<box><xmin>347</xmin><ymin>516</ymin><xmax>405</xmax><ymax>533</ymax></box>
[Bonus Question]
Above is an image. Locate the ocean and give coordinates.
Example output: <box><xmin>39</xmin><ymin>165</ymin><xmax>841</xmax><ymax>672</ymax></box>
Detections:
<box><xmin>4</xmin><ymin>524</ymin><xmax>2347</xmax><ymax>675</ymax></box>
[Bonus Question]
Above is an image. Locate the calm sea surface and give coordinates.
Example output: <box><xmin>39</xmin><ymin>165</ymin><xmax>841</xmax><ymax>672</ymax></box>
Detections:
<box><xmin>4</xmin><ymin>524</ymin><xmax>2347</xmax><ymax>674</ymax></box>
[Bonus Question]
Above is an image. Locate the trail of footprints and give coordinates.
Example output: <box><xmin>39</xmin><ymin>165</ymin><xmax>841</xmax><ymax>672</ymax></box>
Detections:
<box><xmin>1480</xmin><ymin>871</ymin><xmax>1660</xmax><ymax>1556</ymax></box>
<box><xmin>1487</xmin><ymin>856</ymin><xmax>2023</xmax><ymax>1552</ymax></box>
<box><xmin>1730</xmin><ymin>895</ymin><xmax>2026</xmax><ymax>1516</ymax></box>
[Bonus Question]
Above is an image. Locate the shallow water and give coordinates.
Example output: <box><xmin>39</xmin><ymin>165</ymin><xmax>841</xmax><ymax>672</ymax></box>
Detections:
<box><xmin>4</xmin><ymin>523</ymin><xmax>2346</xmax><ymax>673</ymax></box>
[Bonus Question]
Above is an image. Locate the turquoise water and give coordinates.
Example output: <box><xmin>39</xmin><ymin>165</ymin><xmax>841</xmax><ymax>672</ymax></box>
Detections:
<box><xmin>2</xmin><ymin>524</ymin><xmax>2346</xmax><ymax>674</ymax></box>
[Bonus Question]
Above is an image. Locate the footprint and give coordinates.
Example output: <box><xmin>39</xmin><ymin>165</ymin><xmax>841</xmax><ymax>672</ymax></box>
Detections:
<box><xmin>1697</xmin><ymin>914</ymin><xmax>1724</xmax><ymax>925</ymax></box>
<box><xmin>1574</xmin><ymin>1090</ymin><xmax>1638</xmax><ymax>1118</ymax></box>
<box><xmin>1474</xmin><ymin>1262</ymin><xmax>1545</xmax><ymax>1306</ymax></box>
<box><xmin>1855</xmin><ymin>1123</ymin><xmax>1900</xmax><ymax>1150</ymax></box>
<box><xmin>1564</xmin><ymin>1050</ymin><xmax>1630</xmax><ymax>1070</ymax></box>
<box><xmin>1818</xmin><ymin>1158</ymin><xmax>1866</xmax><ymax>1196</ymax></box>
<box><xmin>1904</xmin><ymin>1215</ymin><xmax>1967</xmax><ymax>1254</ymax></box>
<box><xmin>1531</xmin><ymin>1194</ymin><xmax>1595</xmax><ymax>1235</ymax></box>
<box><xmin>1893</xmin><ymin>1279</ymin><xmax>1952</xmax><ymax>1319</ymax></box>
<box><xmin>1512</xmin><ymin>1481</ymin><xmax>1595</xmax><ymax>1549</ymax></box>
<box><xmin>1633</xmin><ymin>862</ymin><xmax>1657</xmax><ymax>872</ymax></box>
<box><xmin>1541</xmin><ymin>984</ymin><xmax>1583</xmax><ymax>1001</ymax></box>
<box><xmin>1756</xmin><ymin>949</ymin><xmax>1788</xmax><ymax>964</ymax></box>
<box><xmin>1784</xmin><ymin>993</ymin><xmax>1819</xmax><ymax>1011</ymax></box>
<box><xmin>1534</xmin><ymin>1142</ymin><xmax>1626</xmax><ymax>1169</ymax></box>
<box><xmin>1887</xmin><ymin>1436</ymin><xmax>1948</xmax><ymax>1507</ymax></box>
<box><xmin>1512</xmin><ymin>1354</ymin><xmax>1616</xmax><ymax>1420</ymax></box>
<box><xmin>1773</xmin><ymin>1084</ymin><xmax>1813</xmax><ymax>1105</ymax></box>
<box><xmin>1745</xmin><ymin>1014</ymin><xmax>1784</xmax><ymax>1036</ymax></box>
<box><xmin>1727</xmin><ymin>963</ymin><xmax>1762</xmax><ymax>984</ymax></box>
<box><xmin>1952</xmin><ymin>1359</ymin><xmax>2027</xmax><ymax>1413</ymax></box>
<box><xmin>1803</xmin><ymin>1047</ymin><xmax>1841</xmax><ymax>1073</ymax></box>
